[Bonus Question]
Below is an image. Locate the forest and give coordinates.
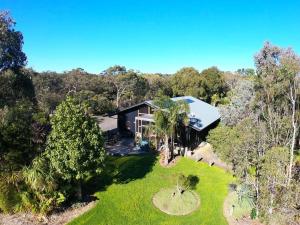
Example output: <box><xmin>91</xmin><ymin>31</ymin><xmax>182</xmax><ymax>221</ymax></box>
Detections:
<box><xmin>0</xmin><ymin>10</ymin><xmax>299</xmax><ymax>225</ymax></box>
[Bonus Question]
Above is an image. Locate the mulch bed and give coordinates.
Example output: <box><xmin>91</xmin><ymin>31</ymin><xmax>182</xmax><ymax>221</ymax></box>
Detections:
<box><xmin>159</xmin><ymin>153</ymin><xmax>181</xmax><ymax>168</ymax></box>
<box><xmin>0</xmin><ymin>200</ymin><xmax>96</xmax><ymax>225</ymax></box>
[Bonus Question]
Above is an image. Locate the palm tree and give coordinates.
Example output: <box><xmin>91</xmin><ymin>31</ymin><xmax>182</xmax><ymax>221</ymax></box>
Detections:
<box><xmin>150</xmin><ymin>96</ymin><xmax>190</xmax><ymax>165</ymax></box>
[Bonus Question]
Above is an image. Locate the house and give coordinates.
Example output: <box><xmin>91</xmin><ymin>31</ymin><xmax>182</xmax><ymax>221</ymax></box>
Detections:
<box><xmin>117</xmin><ymin>96</ymin><xmax>220</xmax><ymax>150</ymax></box>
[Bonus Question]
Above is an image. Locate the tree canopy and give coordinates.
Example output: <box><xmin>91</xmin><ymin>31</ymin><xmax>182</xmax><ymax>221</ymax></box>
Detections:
<box><xmin>45</xmin><ymin>97</ymin><xmax>106</xmax><ymax>181</ymax></box>
<box><xmin>0</xmin><ymin>11</ymin><xmax>27</xmax><ymax>71</ymax></box>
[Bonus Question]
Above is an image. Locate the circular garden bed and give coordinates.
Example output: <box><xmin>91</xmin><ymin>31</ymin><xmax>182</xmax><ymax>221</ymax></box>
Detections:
<box><xmin>152</xmin><ymin>187</ymin><xmax>200</xmax><ymax>215</ymax></box>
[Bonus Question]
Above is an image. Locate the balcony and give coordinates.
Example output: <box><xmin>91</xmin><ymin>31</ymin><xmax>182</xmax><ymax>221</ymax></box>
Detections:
<box><xmin>135</xmin><ymin>113</ymin><xmax>154</xmax><ymax>122</ymax></box>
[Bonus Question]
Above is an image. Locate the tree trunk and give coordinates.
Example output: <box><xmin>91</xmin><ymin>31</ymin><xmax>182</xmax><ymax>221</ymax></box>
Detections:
<box><xmin>164</xmin><ymin>135</ymin><xmax>169</xmax><ymax>165</ymax></box>
<box><xmin>269</xmin><ymin>190</ymin><xmax>274</xmax><ymax>215</ymax></box>
<box><xmin>170</xmin><ymin>135</ymin><xmax>174</xmax><ymax>160</ymax></box>
<box><xmin>255</xmin><ymin>166</ymin><xmax>260</xmax><ymax>217</ymax></box>
<box><xmin>76</xmin><ymin>180</ymin><xmax>82</xmax><ymax>201</ymax></box>
<box><xmin>155</xmin><ymin>136</ymin><xmax>159</xmax><ymax>151</ymax></box>
<box><xmin>116</xmin><ymin>91</ymin><xmax>120</xmax><ymax>108</ymax></box>
<box><xmin>287</xmin><ymin>85</ymin><xmax>297</xmax><ymax>186</ymax></box>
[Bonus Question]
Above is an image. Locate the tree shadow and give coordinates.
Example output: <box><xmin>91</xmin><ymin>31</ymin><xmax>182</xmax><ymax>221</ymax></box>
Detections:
<box><xmin>187</xmin><ymin>175</ymin><xmax>200</xmax><ymax>190</ymax></box>
<box><xmin>115</xmin><ymin>153</ymin><xmax>157</xmax><ymax>183</ymax></box>
<box><xmin>83</xmin><ymin>153</ymin><xmax>157</xmax><ymax>195</ymax></box>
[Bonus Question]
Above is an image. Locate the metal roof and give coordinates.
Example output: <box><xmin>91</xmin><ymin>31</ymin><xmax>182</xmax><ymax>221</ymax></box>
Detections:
<box><xmin>119</xmin><ymin>96</ymin><xmax>220</xmax><ymax>131</ymax></box>
<box><xmin>170</xmin><ymin>96</ymin><xmax>220</xmax><ymax>131</ymax></box>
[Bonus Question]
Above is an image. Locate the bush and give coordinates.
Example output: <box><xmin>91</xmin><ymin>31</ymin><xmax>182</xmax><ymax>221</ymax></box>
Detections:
<box><xmin>0</xmin><ymin>181</ymin><xmax>20</xmax><ymax>213</ymax></box>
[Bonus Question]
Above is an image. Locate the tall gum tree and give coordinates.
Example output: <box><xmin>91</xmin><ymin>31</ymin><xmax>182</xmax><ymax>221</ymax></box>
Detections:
<box><xmin>255</xmin><ymin>42</ymin><xmax>300</xmax><ymax>186</ymax></box>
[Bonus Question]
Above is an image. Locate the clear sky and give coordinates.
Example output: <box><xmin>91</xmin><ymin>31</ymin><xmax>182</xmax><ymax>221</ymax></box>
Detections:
<box><xmin>1</xmin><ymin>0</ymin><xmax>300</xmax><ymax>74</ymax></box>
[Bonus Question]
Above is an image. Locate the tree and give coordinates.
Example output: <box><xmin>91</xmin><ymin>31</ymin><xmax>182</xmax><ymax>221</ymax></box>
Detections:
<box><xmin>102</xmin><ymin>65</ymin><xmax>127</xmax><ymax>76</ymax></box>
<box><xmin>107</xmin><ymin>69</ymin><xmax>148</xmax><ymax>108</ymax></box>
<box><xmin>255</xmin><ymin>42</ymin><xmax>300</xmax><ymax>185</ymax></box>
<box><xmin>236</xmin><ymin>68</ymin><xmax>255</xmax><ymax>77</ymax></box>
<box><xmin>72</xmin><ymin>90</ymin><xmax>115</xmax><ymax>115</ymax></box>
<box><xmin>0</xmin><ymin>69</ymin><xmax>35</xmax><ymax>108</ymax></box>
<box><xmin>219</xmin><ymin>79</ymin><xmax>255</xmax><ymax>126</ymax></box>
<box><xmin>199</xmin><ymin>67</ymin><xmax>227</xmax><ymax>103</ymax></box>
<box><xmin>152</xmin><ymin>96</ymin><xmax>190</xmax><ymax>165</ymax></box>
<box><xmin>171</xmin><ymin>67</ymin><xmax>202</xmax><ymax>97</ymax></box>
<box><xmin>0</xmin><ymin>11</ymin><xmax>27</xmax><ymax>71</ymax></box>
<box><xmin>144</xmin><ymin>73</ymin><xmax>173</xmax><ymax>98</ymax></box>
<box><xmin>0</xmin><ymin>100</ymin><xmax>35</xmax><ymax>172</ymax></box>
<box><xmin>31</xmin><ymin>70</ymin><xmax>65</xmax><ymax>113</ymax></box>
<box><xmin>259</xmin><ymin>147</ymin><xmax>289</xmax><ymax>218</ymax></box>
<box><xmin>45</xmin><ymin>96</ymin><xmax>106</xmax><ymax>200</ymax></box>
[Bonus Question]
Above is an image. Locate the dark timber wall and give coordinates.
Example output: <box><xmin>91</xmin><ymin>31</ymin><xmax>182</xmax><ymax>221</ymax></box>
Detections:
<box><xmin>117</xmin><ymin>103</ymin><xmax>220</xmax><ymax>149</ymax></box>
<box><xmin>117</xmin><ymin>103</ymin><xmax>150</xmax><ymax>137</ymax></box>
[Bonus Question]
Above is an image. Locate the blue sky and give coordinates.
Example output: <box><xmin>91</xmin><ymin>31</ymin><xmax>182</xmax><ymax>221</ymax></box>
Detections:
<box><xmin>1</xmin><ymin>0</ymin><xmax>300</xmax><ymax>74</ymax></box>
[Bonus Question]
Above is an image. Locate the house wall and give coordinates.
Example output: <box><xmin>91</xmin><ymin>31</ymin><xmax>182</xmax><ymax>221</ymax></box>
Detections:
<box><xmin>118</xmin><ymin>103</ymin><xmax>220</xmax><ymax>149</ymax></box>
<box><xmin>117</xmin><ymin>104</ymin><xmax>151</xmax><ymax>137</ymax></box>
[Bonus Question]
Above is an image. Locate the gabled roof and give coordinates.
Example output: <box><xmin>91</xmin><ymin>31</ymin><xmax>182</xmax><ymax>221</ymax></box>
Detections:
<box><xmin>118</xmin><ymin>96</ymin><xmax>220</xmax><ymax>131</ymax></box>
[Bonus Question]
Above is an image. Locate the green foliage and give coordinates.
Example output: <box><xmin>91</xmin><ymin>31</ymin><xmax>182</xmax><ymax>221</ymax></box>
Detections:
<box><xmin>0</xmin><ymin>100</ymin><xmax>35</xmax><ymax>171</ymax></box>
<box><xmin>73</xmin><ymin>91</ymin><xmax>116</xmax><ymax>115</ymax></box>
<box><xmin>171</xmin><ymin>67</ymin><xmax>202</xmax><ymax>97</ymax></box>
<box><xmin>171</xmin><ymin>67</ymin><xmax>227</xmax><ymax>103</ymax></box>
<box><xmin>150</xmin><ymin>96</ymin><xmax>190</xmax><ymax>164</ymax></box>
<box><xmin>143</xmin><ymin>74</ymin><xmax>173</xmax><ymax>98</ymax></box>
<box><xmin>199</xmin><ymin>67</ymin><xmax>227</xmax><ymax>103</ymax></box>
<box><xmin>0</xmin><ymin>179</ymin><xmax>20</xmax><ymax>213</ymax></box>
<box><xmin>0</xmin><ymin>11</ymin><xmax>27</xmax><ymax>71</ymax></box>
<box><xmin>257</xmin><ymin>147</ymin><xmax>291</xmax><ymax>221</ymax></box>
<box><xmin>250</xmin><ymin>208</ymin><xmax>257</xmax><ymax>219</ymax></box>
<box><xmin>103</xmin><ymin>65</ymin><xmax>127</xmax><ymax>76</ymax></box>
<box><xmin>0</xmin><ymin>69</ymin><xmax>35</xmax><ymax>108</ymax></box>
<box><xmin>108</xmin><ymin>69</ymin><xmax>149</xmax><ymax>108</ymax></box>
<box><xmin>45</xmin><ymin>96</ymin><xmax>106</xmax><ymax>181</ymax></box>
<box><xmin>236</xmin><ymin>68</ymin><xmax>256</xmax><ymax>77</ymax></box>
<box><xmin>31</xmin><ymin>71</ymin><xmax>65</xmax><ymax>113</ymax></box>
<box><xmin>207</xmin><ymin>119</ymin><xmax>260</xmax><ymax>179</ymax></box>
<box><xmin>23</xmin><ymin>156</ymin><xmax>57</xmax><ymax>193</ymax></box>
<box><xmin>22</xmin><ymin>153</ymin><xmax>72</xmax><ymax>214</ymax></box>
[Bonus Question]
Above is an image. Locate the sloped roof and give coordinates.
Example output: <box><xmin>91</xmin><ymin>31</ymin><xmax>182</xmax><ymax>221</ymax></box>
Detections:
<box><xmin>118</xmin><ymin>96</ymin><xmax>220</xmax><ymax>131</ymax></box>
<box><xmin>170</xmin><ymin>96</ymin><xmax>220</xmax><ymax>131</ymax></box>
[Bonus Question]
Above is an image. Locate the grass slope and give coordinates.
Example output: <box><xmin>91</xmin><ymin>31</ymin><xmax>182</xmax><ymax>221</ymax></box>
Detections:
<box><xmin>69</xmin><ymin>155</ymin><xmax>233</xmax><ymax>225</ymax></box>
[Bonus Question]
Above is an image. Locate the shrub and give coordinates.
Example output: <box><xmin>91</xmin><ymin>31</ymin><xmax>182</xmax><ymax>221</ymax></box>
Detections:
<box><xmin>0</xmin><ymin>180</ymin><xmax>20</xmax><ymax>213</ymax></box>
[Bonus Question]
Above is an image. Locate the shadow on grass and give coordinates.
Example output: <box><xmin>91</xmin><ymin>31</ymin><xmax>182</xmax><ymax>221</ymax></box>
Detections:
<box><xmin>83</xmin><ymin>153</ymin><xmax>157</xmax><ymax>195</ymax></box>
<box><xmin>170</xmin><ymin>173</ymin><xmax>200</xmax><ymax>191</ymax></box>
<box><xmin>187</xmin><ymin>175</ymin><xmax>200</xmax><ymax>190</ymax></box>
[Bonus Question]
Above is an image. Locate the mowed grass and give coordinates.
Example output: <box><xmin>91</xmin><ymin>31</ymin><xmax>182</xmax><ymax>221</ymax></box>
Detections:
<box><xmin>69</xmin><ymin>155</ymin><xmax>233</xmax><ymax>225</ymax></box>
<box><xmin>152</xmin><ymin>188</ymin><xmax>200</xmax><ymax>215</ymax></box>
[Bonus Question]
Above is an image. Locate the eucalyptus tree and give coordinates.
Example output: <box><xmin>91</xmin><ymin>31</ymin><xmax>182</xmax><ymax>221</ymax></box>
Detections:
<box><xmin>199</xmin><ymin>66</ymin><xmax>227</xmax><ymax>103</ymax></box>
<box><xmin>219</xmin><ymin>79</ymin><xmax>255</xmax><ymax>126</ymax></box>
<box><xmin>171</xmin><ymin>67</ymin><xmax>202</xmax><ymax>97</ymax></box>
<box><xmin>254</xmin><ymin>42</ymin><xmax>300</xmax><ymax>185</ymax></box>
<box><xmin>106</xmin><ymin>69</ymin><xmax>149</xmax><ymax>108</ymax></box>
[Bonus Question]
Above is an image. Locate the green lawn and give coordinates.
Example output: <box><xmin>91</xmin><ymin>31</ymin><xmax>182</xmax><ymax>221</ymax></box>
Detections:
<box><xmin>69</xmin><ymin>155</ymin><xmax>233</xmax><ymax>225</ymax></box>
